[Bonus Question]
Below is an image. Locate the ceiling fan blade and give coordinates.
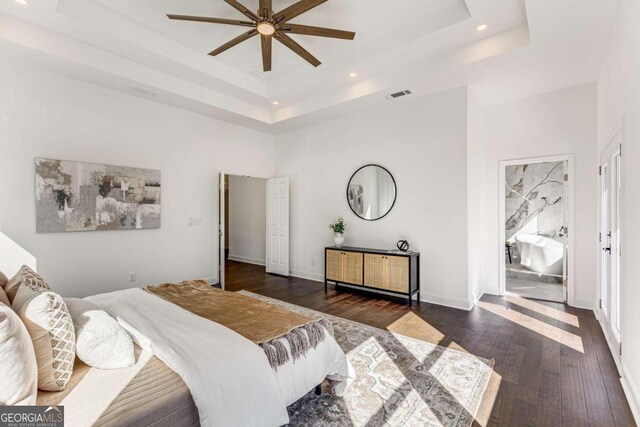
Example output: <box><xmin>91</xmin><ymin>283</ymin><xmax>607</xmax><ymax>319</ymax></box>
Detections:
<box><xmin>224</xmin><ymin>0</ymin><xmax>259</xmax><ymax>21</ymax></box>
<box><xmin>279</xmin><ymin>23</ymin><xmax>355</xmax><ymax>40</ymax></box>
<box><xmin>261</xmin><ymin>35</ymin><xmax>272</xmax><ymax>72</ymax></box>
<box><xmin>259</xmin><ymin>0</ymin><xmax>272</xmax><ymax>20</ymax></box>
<box><xmin>209</xmin><ymin>30</ymin><xmax>258</xmax><ymax>56</ymax></box>
<box><xmin>274</xmin><ymin>31</ymin><xmax>321</xmax><ymax>67</ymax></box>
<box><xmin>273</xmin><ymin>0</ymin><xmax>327</xmax><ymax>23</ymax></box>
<box><xmin>167</xmin><ymin>14</ymin><xmax>255</xmax><ymax>27</ymax></box>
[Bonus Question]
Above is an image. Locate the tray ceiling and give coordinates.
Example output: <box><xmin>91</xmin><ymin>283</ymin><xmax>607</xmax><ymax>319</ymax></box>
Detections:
<box><xmin>0</xmin><ymin>0</ymin><xmax>618</xmax><ymax>133</ymax></box>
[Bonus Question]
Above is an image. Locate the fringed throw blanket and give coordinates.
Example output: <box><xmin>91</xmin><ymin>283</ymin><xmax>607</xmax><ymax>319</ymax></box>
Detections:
<box><xmin>145</xmin><ymin>280</ymin><xmax>333</xmax><ymax>369</ymax></box>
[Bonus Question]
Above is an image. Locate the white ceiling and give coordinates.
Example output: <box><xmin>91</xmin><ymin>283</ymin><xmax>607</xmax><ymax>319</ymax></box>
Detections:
<box><xmin>0</xmin><ymin>0</ymin><xmax>619</xmax><ymax>133</ymax></box>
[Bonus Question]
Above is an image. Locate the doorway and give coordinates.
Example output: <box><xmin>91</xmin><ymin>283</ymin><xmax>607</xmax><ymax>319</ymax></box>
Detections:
<box><xmin>599</xmin><ymin>130</ymin><xmax>622</xmax><ymax>363</ymax></box>
<box><xmin>220</xmin><ymin>174</ymin><xmax>267</xmax><ymax>288</ymax></box>
<box><xmin>499</xmin><ymin>155</ymin><xmax>574</xmax><ymax>303</ymax></box>
<box><xmin>218</xmin><ymin>173</ymin><xmax>290</xmax><ymax>289</ymax></box>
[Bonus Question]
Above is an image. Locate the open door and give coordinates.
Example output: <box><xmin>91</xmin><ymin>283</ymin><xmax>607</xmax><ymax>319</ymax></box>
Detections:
<box><xmin>266</xmin><ymin>177</ymin><xmax>289</xmax><ymax>276</ymax></box>
<box><xmin>218</xmin><ymin>173</ymin><xmax>226</xmax><ymax>289</ymax></box>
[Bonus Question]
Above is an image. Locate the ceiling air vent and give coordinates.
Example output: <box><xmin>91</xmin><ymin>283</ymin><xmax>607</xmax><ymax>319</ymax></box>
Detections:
<box><xmin>385</xmin><ymin>90</ymin><xmax>412</xmax><ymax>100</ymax></box>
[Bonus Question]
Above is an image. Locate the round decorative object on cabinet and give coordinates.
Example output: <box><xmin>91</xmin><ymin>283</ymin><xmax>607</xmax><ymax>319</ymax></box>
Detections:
<box><xmin>396</xmin><ymin>240</ymin><xmax>410</xmax><ymax>252</ymax></box>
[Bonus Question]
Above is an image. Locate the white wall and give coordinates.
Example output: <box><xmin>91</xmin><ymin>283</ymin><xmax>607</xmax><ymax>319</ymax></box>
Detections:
<box><xmin>467</xmin><ymin>89</ymin><xmax>485</xmax><ymax>304</ymax></box>
<box><xmin>598</xmin><ymin>0</ymin><xmax>640</xmax><ymax>420</ymax></box>
<box><xmin>228</xmin><ymin>175</ymin><xmax>267</xmax><ymax>265</ymax></box>
<box><xmin>479</xmin><ymin>85</ymin><xmax>598</xmax><ymax>309</ymax></box>
<box><xmin>0</xmin><ymin>62</ymin><xmax>274</xmax><ymax>297</ymax></box>
<box><xmin>275</xmin><ymin>87</ymin><xmax>473</xmax><ymax>309</ymax></box>
<box><xmin>0</xmin><ymin>232</ymin><xmax>37</xmax><ymax>276</ymax></box>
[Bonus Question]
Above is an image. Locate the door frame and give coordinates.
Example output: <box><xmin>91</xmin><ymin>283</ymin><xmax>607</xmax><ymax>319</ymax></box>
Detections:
<box><xmin>498</xmin><ymin>154</ymin><xmax>575</xmax><ymax>306</ymax></box>
<box><xmin>218</xmin><ymin>171</ymin><xmax>270</xmax><ymax>290</ymax></box>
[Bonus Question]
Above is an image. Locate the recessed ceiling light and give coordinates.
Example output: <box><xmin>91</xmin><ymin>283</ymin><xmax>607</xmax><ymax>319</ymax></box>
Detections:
<box><xmin>14</xmin><ymin>0</ymin><xmax>29</xmax><ymax>4</ymax></box>
<box><xmin>272</xmin><ymin>101</ymin><xmax>279</xmax><ymax>105</ymax></box>
<box><xmin>476</xmin><ymin>23</ymin><xmax>488</xmax><ymax>32</ymax></box>
<box><xmin>349</xmin><ymin>73</ymin><xmax>358</xmax><ymax>77</ymax></box>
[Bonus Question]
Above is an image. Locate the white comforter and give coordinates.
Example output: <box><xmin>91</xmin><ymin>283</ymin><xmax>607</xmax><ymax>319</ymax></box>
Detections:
<box><xmin>87</xmin><ymin>288</ymin><xmax>352</xmax><ymax>426</ymax></box>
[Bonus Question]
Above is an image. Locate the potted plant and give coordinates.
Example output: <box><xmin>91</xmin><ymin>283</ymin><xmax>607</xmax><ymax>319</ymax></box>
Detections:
<box><xmin>329</xmin><ymin>217</ymin><xmax>346</xmax><ymax>247</ymax></box>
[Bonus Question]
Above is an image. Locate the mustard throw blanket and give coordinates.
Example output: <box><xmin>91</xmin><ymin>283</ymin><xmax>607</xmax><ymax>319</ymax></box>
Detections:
<box><xmin>145</xmin><ymin>280</ymin><xmax>333</xmax><ymax>369</ymax></box>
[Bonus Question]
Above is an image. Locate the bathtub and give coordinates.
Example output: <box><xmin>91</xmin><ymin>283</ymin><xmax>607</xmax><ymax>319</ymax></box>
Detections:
<box><xmin>515</xmin><ymin>234</ymin><xmax>564</xmax><ymax>275</ymax></box>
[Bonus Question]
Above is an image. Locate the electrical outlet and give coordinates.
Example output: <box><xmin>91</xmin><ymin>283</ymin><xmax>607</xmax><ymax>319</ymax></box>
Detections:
<box><xmin>128</xmin><ymin>272</ymin><xmax>136</xmax><ymax>283</ymax></box>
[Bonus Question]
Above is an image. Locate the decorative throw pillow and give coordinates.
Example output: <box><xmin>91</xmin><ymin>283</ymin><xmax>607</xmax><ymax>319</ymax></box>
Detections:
<box><xmin>0</xmin><ymin>270</ymin><xmax>8</xmax><ymax>289</ymax></box>
<box><xmin>5</xmin><ymin>265</ymin><xmax>49</xmax><ymax>304</ymax></box>
<box><xmin>14</xmin><ymin>285</ymin><xmax>75</xmax><ymax>391</ymax></box>
<box><xmin>0</xmin><ymin>287</ymin><xmax>9</xmax><ymax>306</ymax></box>
<box><xmin>0</xmin><ymin>302</ymin><xmax>38</xmax><ymax>405</ymax></box>
<box><xmin>64</xmin><ymin>298</ymin><xmax>135</xmax><ymax>370</ymax></box>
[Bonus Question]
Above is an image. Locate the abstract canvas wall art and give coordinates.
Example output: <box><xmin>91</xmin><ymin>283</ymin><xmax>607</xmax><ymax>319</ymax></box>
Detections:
<box><xmin>35</xmin><ymin>158</ymin><xmax>161</xmax><ymax>233</ymax></box>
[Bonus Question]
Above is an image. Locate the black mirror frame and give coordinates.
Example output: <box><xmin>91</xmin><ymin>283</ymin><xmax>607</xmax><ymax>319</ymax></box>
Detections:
<box><xmin>346</xmin><ymin>164</ymin><xmax>397</xmax><ymax>222</ymax></box>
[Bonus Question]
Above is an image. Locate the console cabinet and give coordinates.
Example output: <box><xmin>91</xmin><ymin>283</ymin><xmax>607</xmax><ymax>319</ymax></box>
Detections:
<box><xmin>325</xmin><ymin>246</ymin><xmax>420</xmax><ymax>305</ymax></box>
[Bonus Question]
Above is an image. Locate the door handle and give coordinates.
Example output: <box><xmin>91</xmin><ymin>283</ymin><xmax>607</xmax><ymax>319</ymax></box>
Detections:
<box><xmin>603</xmin><ymin>246</ymin><xmax>611</xmax><ymax>253</ymax></box>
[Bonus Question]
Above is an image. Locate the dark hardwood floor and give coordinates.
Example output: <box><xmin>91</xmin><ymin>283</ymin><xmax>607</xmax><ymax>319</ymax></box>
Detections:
<box><xmin>224</xmin><ymin>260</ymin><xmax>636</xmax><ymax>427</ymax></box>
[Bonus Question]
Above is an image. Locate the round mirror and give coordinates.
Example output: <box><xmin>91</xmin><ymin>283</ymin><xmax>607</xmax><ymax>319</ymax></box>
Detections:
<box><xmin>346</xmin><ymin>164</ymin><xmax>397</xmax><ymax>221</ymax></box>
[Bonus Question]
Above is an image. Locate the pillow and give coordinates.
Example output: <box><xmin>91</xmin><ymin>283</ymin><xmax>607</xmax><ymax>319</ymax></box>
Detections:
<box><xmin>5</xmin><ymin>265</ymin><xmax>49</xmax><ymax>304</ymax></box>
<box><xmin>0</xmin><ymin>270</ymin><xmax>8</xmax><ymax>289</ymax></box>
<box><xmin>0</xmin><ymin>287</ymin><xmax>9</xmax><ymax>306</ymax></box>
<box><xmin>0</xmin><ymin>302</ymin><xmax>38</xmax><ymax>405</ymax></box>
<box><xmin>14</xmin><ymin>285</ymin><xmax>75</xmax><ymax>391</ymax></box>
<box><xmin>64</xmin><ymin>298</ymin><xmax>135</xmax><ymax>370</ymax></box>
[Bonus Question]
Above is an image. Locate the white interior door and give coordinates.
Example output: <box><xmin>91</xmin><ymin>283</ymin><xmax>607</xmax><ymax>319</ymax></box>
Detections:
<box><xmin>599</xmin><ymin>132</ymin><xmax>622</xmax><ymax>362</ymax></box>
<box><xmin>218</xmin><ymin>173</ymin><xmax>226</xmax><ymax>289</ymax></box>
<box><xmin>266</xmin><ymin>177</ymin><xmax>289</xmax><ymax>276</ymax></box>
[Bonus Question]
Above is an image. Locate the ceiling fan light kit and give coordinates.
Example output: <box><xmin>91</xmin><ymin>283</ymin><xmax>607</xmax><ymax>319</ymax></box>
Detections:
<box><xmin>168</xmin><ymin>0</ymin><xmax>355</xmax><ymax>72</ymax></box>
<box><xmin>257</xmin><ymin>22</ymin><xmax>276</xmax><ymax>36</ymax></box>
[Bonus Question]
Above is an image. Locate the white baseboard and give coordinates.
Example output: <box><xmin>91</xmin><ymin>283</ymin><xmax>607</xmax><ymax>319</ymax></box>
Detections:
<box><xmin>203</xmin><ymin>276</ymin><xmax>218</xmax><ymax>285</ymax></box>
<box><xmin>474</xmin><ymin>292</ymin><xmax>485</xmax><ymax>306</ymax></box>
<box><xmin>596</xmin><ymin>313</ymin><xmax>622</xmax><ymax>373</ymax></box>
<box><xmin>228</xmin><ymin>254</ymin><xmax>265</xmax><ymax>266</ymax></box>
<box><xmin>595</xmin><ymin>315</ymin><xmax>639</xmax><ymax>425</ymax></box>
<box><xmin>290</xmin><ymin>270</ymin><xmax>324</xmax><ymax>283</ymax></box>
<box><xmin>420</xmin><ymin>292</ymin><xmax>475</xmax><ymax>311</ymax></box>
<box><xmin>290</xmin><ymin>272</ymin><xmax>475</xmax><ymax>311</ymax></box>
<box><xmin>572</xmin><ymin>299</ymin><xmax>595</xmax><ymax>310</ymax></box>
<box><xmin>621</xmin><ymin>363</ymin><xmax>640</xmax><ymax>425</ymax></box>
<box><xmin>480</xmin><ymin>288</ymin><xmax>500</xmax><ymax>297</ymax></box>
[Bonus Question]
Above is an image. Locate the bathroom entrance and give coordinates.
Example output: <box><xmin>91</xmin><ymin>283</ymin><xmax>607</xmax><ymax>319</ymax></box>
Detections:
<box><xmin>499</xmin><ymin>156</ymin><xmax>573</xmax><ymax>303</ymax></box>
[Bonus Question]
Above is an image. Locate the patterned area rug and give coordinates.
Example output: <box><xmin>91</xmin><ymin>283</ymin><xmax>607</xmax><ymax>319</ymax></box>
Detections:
<box><xmin>238</xmin><ymin>291</ymin><xmax>494</xmax><ymax>427</ymax></box>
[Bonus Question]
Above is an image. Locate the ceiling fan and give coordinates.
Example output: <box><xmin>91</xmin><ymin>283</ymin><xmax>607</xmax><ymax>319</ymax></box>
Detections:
<box><xmin>167</xmin><ymin>0</ymin><xmax>355</xmax><ymax>72</ymax></box>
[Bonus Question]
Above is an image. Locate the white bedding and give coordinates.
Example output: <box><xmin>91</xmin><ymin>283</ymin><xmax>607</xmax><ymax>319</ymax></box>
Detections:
<box><xmin>87</xmin><ymin>288</ymin><xmax>352</xmax><ymax>426</ymax></box>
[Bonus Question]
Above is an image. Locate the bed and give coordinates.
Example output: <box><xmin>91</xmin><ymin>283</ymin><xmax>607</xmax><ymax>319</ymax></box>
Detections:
<box><xmin>38</xmin><ymin>347</ymin><xmax>199</xmax><ymax>427</ymax></box>
<box><xmin>37</xmin><ymin>283</ymin><xmax>353</xmax><ymax>427</ymax></box>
